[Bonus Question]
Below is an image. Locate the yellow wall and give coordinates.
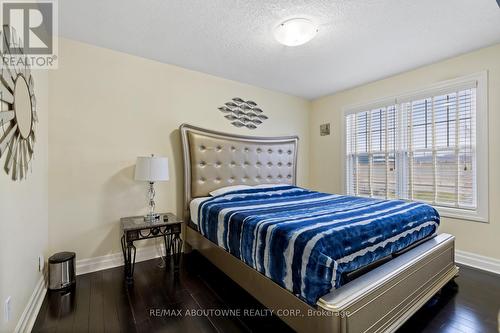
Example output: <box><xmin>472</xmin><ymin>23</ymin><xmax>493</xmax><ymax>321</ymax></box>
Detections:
<box><xmin>310</xmin><ymin>44</ymin><xmax>500</xmax><ymax>260</ymax></box>
<box><xmin>48</xmin><ymin>38</ymin><xmax>311</xmax><ymax>260</ymax></box>
<box><xmin>0</xmin><ymin>70</ymin><xmax>49</xmax><ymax>332</ymax></box>
<box><xmin>5</xmin><ymin>31</ymin><xmax>498</xmax><ymax>333</ymax></box>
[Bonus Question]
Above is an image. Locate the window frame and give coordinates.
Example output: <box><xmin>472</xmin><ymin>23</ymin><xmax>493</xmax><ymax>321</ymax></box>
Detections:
<box><xmin>341</xmin><ymin>72</ymin><xmax>489</xmax><ymax>223</ymax></box>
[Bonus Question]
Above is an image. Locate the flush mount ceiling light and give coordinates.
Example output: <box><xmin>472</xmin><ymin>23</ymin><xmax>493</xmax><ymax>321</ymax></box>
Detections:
<box><xmin>274</xmin><ymin>18</ymin><xmax>318</xmax><ymax>46</ymax></box>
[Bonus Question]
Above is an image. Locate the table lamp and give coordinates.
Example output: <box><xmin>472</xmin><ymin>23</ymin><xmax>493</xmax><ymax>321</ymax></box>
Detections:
<box><xmin>134</xmin><ymin>154</ymin><xmax>169</xmax><ymax>221</ymax></box>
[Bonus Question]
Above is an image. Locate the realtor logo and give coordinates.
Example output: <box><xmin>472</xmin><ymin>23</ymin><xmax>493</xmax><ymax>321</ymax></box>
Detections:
<box><xmin>0</xmin><ymin>0</ymin><xmax>57</xmax><ymax>68</ymax></box>
<box><xmin>3</xmin><ymin>1</ymin><xmax>52</xmax><ymax>54</ymax></box>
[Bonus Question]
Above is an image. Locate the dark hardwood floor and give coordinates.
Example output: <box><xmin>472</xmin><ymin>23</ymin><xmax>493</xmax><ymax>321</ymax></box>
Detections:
<box><xmin>33</xmin><ymin>252</ymin><xmax>500</xmax><ymax>333</ymax></box>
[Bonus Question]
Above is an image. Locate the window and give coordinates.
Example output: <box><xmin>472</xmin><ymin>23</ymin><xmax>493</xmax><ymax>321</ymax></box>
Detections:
<box><xmin>344</xmin><ymin>73</ymin><xmax>488</xmax><ymax>222</ymax></box>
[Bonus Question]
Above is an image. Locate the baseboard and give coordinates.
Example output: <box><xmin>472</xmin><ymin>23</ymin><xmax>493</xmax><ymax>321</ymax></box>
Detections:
<box><xmin>455</xmin><ymin>250</ymin><xmax>500</xmax><ymax>275</ymax></box>
<box><xmin>76</xmin><ymin>245</ymin><xmax>500</xmax><ymax>276</ymax></box>
<box><xmin>76</xmin><ymin>244</ymin><xmax>166</xmax><ymax>275</ymax></box>
<box><xmin>78</xmin><ymin>246</ymin><xmax>500</xmax><ymax>278</ymax></box>
<box><xmin>14</xmin><ymin>274</ymin><xmax>47</xmax><ymax>333</ymax></box>
<box><xmin>77</xmin><ymin>246</ymin><xmax>499</xmax><ymax>280</ymax></box>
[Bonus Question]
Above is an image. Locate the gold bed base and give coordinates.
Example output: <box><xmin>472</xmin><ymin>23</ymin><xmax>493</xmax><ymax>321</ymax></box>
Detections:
<box><xmin>186</xmin><ymin>228</ymin><xmax>458</xmax><ymax>333</ymax></box>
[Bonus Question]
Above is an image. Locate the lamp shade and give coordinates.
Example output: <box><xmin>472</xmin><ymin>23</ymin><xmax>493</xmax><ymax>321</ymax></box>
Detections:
<box><xmin>134</xmin><ymin>156</ymin><xmax>169</xmax><ymax>182</ymax></box>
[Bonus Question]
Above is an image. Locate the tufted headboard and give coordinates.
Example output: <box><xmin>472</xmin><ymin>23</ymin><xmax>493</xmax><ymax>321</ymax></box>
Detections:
<box><xmin>180</xmin><ymin>123</ymin><xmax>299</xmax><ymax>218</ymax></box>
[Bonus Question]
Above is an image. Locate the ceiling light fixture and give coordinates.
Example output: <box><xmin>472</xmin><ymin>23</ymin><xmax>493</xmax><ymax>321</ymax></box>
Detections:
<box><xmin>274</xmin><ymin>18</ymin><xmax>318</xmax><ymax>46</ymax></box>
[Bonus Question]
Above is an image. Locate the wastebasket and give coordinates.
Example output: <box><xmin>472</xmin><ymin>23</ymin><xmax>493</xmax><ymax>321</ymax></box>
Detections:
<box><xmin>48</xmin><ymin>252</ymin><xmax>76</xmax><ymax>291</ymax></box>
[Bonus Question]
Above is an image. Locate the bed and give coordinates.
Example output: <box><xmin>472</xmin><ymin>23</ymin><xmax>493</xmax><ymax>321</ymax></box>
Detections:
<box><xmin>180</xmin><ymin>123</ymin><xmax>458</xmax><ymax>333</ymax></box>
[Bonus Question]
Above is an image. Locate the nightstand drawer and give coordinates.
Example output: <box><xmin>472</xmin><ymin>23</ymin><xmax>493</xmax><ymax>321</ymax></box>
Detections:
<box><xmin>126</xmin><ymin>230</ymin><xmax>140</xmax><ymax>241</ymax></box>
<box><xmin>171</xmin><ymin>224</ymin><xmax>182</xmax><ymax>234</ymax></box>
<box><xmin>162</xmin><ymin>224</ymin><xmax>181</xmax><ymax>235</ymax></box>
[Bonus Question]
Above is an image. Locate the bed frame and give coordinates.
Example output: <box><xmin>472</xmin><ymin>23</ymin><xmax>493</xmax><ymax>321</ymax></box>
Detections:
<box><xmin>179</xmin><ymin>123</ymin><xmax>458</xmax><ymax>333</ymax></box>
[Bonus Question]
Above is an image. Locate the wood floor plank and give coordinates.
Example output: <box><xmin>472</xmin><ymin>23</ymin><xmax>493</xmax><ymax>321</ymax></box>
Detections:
<box><xmin>88</xmin><ymin>271</ymin><xmax>105</xmax><ymax>333</ymax></box>
<box><xmin>174</xmin><ymin>295</ymin><xmax>219</xmax><ymax>333</ymax></box>
<box><xmin>190</xmin><ymin>288</ymin><xmax>251</xmax><ymax>333</ymax></box>
<box><xmin>102</xmin><ymin>268</ymin><xmax>122</xmax><ymax>333</ymax></box>
<box><xmin>122</xmin><ymin>262</ymin><xmax>154</xmax><ymax>326</ymax></box>
<box><xmin>110</xmin><ymin>267</ymin><xmax>138</xmax><ymax>333</ymax></box>
<box><xmin>70</xmin><ymin>273</ymin><xmax>91</xmax><ymax>333</ymax></box>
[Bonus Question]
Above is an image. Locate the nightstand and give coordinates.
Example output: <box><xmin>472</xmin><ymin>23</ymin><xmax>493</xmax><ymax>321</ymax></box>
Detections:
<box><xmin>120</xmin><ymin>213</ymin><xmax>183</xmax><ymax>283</ymax></box>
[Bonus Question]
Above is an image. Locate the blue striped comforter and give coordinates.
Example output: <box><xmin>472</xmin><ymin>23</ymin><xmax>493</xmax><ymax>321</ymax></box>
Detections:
<box><xmin>197</xmin><ymin>186</ymin><xmax>439</xmax><ymax>305</ymax></box>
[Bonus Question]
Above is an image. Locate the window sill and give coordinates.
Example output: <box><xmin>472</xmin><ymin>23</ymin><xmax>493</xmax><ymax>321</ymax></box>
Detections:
<box><xmin>343</xmin><ymin>193</ymin><xmax>488</xmax><ymax>223</ymax></box>
<box><xmin>435</xmin><ymin>206</ymin><xmax>488</xmax><ymax>223</ymax></box>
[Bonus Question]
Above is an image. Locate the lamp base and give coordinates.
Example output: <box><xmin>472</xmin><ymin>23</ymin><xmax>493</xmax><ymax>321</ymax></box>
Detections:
<box><xmin>144</xmin><ymin>213</ymin><xmax>160</xmax><ymax>222</ymax></box>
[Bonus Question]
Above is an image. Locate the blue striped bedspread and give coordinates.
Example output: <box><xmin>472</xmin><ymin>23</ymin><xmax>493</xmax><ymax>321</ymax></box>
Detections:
<box><xmin>197</xmin><ymin>186</ymin><xmax>439</xmax><ymax>306</ymax></box>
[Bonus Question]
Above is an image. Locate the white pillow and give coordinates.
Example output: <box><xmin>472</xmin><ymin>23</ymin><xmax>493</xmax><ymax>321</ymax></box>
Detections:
<box><xmin>209</xmin><ymin>185</ymin><xmax>252</xmax><ymax>196</ymax></box>
<box><xmin>253</xmin><ymin>183</ymin><xmax>290</xmax><ymax>189</ymax></box>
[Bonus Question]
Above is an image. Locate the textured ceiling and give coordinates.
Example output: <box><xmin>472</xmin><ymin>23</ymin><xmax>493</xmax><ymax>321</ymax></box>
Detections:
<box><xmin>59</xmin><ymin>0</ymin><xmax>500</xmax><ymax>99</ymax></box>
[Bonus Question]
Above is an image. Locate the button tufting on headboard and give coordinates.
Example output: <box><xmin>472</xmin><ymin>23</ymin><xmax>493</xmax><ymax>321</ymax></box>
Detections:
<box><xmin>180</xmin><ymin>124</ymin><xmax>299</xmax><ymax>214</ymax></box>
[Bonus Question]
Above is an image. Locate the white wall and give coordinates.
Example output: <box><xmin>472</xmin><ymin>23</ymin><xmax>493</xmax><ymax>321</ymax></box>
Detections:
<box><xmin>0</xmin><ymin>70</ymin><xmax>49</xmax><ymax>332</ymax></box>
<box><xmin>48</xmin><ymin>38</ymin><xmax>310</xmax><ymax>261</ymax></box>
<box><xmin>310</xmin><ymin>44</ymin><xmax>500</xmax><ymax>260</ymax></box>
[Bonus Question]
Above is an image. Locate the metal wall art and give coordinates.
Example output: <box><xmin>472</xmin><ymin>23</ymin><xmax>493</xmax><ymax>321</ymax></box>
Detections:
<box><xmin>218</xmin><ymin>98</ymin><xmax>268</xmax><ymax>129</ymax></box>
<box><xmin>0</xmin><ymin>25</ymin><xmax>37</xmax><ymax>181</ymax></box>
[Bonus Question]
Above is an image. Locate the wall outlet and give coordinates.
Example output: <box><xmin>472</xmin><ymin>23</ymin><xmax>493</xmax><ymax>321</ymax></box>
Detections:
<box><xmin>38</xmin><ymin>255</ymin><xmax>44</xmax><ymax>272</ymax></box>
<box><xmin>4</xmin><ymin>296</ymin><xmax>11</xmax><ymax>323</ymax></box>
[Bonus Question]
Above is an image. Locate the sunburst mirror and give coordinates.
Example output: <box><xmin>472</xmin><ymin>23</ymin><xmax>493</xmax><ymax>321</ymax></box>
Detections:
<box><xmin>0</xmin><ymin>25</ymin><xmax>37</xmax><ymax>181</ymax></box>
